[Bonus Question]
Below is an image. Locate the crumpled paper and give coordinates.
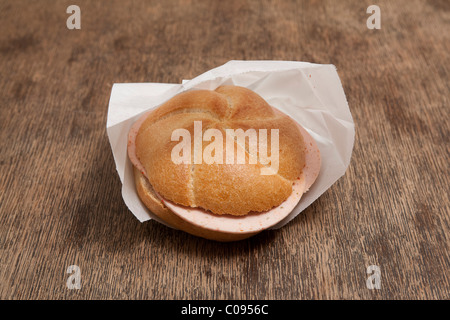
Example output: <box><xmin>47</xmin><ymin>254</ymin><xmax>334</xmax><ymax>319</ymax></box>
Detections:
<box><xmin>106</xmin><ymin>60</ymin><xmax>355</xmax><ymax>229</ymax></box>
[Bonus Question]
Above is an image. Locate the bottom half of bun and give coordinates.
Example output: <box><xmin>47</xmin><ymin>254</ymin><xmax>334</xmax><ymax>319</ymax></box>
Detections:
<box><xmin>133</xmin><ymin>167</ymin><xmax>260</xmax><ymax>241</ymax></box>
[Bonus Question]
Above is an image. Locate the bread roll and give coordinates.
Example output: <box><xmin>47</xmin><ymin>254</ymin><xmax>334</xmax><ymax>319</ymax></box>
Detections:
<box><xmin>128</xmin><ymin>85</ymin><xmax>320</xmax><ymax>241</ymax></box>
<box><xmin>134</xmin><ymin>86</ymin><xmax>305</xmax><ymax>215</ymax></box>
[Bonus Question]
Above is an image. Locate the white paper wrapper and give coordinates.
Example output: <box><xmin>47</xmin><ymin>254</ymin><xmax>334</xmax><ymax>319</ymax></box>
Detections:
<box><xmin>106</xmin><ymin>60</ymin><xmax>355</xmax><ymax>229</ymax></box>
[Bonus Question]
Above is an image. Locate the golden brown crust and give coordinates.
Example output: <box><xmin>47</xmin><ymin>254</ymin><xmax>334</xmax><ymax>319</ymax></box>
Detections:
<box><xmin>133</xmin><ymin>167</ymin><xmax>260</xmax><ymax>241</ymax></box>
<box><xmin>228</xmin><ymin>115</ymin><xmax>306</xmax><ymax>181</ymax></box>
<box><xmin>192</xmin><ymin>126</ymin><xmax>293</xmax><ymax>215</ymax></box>
<box><xmin>134</xmin><ymin>85</ymin><xmax>306</xmax><ymax>216</ymax></box>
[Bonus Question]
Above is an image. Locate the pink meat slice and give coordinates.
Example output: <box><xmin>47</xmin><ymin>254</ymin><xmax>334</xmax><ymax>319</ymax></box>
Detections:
<box><xmin>161</xmin><ymin>174</ymin><xmax>307</xmax><ymax>233</ymax></box>
<box><xmin>128</xmin><ymin>110</ymin><xmax>152</xmax><ymax>178</ymax></box>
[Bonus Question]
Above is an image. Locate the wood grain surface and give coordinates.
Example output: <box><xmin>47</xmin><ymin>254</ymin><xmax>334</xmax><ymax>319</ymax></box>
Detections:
<box><xmin>0</xmin><ymin>0</ymin><xmax>448</xmax><ymax>300</ymax></box>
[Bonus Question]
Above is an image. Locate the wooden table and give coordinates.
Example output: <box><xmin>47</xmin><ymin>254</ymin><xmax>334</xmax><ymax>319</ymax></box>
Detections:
<box><xmin>1</xmin><ymin>0</ymin><xmax>448</xmax><ymax>300</ymax></box>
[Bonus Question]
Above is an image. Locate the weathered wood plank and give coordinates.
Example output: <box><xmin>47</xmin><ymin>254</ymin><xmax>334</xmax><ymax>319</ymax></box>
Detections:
<box><xmin>0</xmin><ymin>0</ymin><xmax>448</xmax><ymax>299</ymax></box>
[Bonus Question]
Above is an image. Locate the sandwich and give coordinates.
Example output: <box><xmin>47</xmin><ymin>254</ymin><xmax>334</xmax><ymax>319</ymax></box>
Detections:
<box><xmin>127</xmin><ymin>85</ymin><xmax>320</xmax><ymax>241</ymax></box>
